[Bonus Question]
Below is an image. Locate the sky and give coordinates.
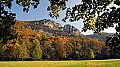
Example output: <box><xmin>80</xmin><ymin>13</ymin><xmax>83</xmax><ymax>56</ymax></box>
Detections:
<box><xmin>10</xmin><ymin>0</ymin><xmax>116</xmax><ymax>35</ymax></box>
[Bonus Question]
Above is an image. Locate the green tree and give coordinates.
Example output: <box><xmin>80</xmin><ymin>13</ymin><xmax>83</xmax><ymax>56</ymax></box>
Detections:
<box><xmin>42</xmin><ymin>40</ymin><xmax>53</xmax><ymax>60</ymax></box>
<box><xmin>0</xmin><ymin>3</ymin><xmax>16</xmax><ymax>43</ymax></box>
<box><xmin>0</xmin><ymin>0</ymin><xmax>39</xmax><ymax>44</ymax></box>
<box><xmin>12</xmin><ymin>43</ymin><xmax>21</xmax><ymax>60</ymax></box>
<box><xmin>0</xmin><ymin>44</ymin><xmax>7</xmax><ymax>60</ymax></box>
<box><xmin>20</xmin><ymin>41</ymin><xmax>29</xmax><ymax>60</ymax></box>
<box><xmin>63</xmin><ymin>0</ymin><xmax>114</xmax><ymax>33</ymax></box>
<box><xmin>87</xmin><ymin>48</ymin><xmax>95</xmax><ymax>59</ymax></box>
<box><xmin>32</xmin><ymin>39</ymin><xmax>42</xmax><ymax>60</ymax></box>
<box><xmin>106</xmin><ymin>32</ymin><xmax>120</xmax><ymax>58</ymax></box>
<box><xmin>12</xmin><ymin>42</ymin><xmax>29</xmax><ymax>60</ymax></box>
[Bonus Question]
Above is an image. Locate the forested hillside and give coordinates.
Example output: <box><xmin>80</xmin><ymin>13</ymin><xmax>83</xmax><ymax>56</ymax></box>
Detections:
<box><xmin>0</xmin><ymin>20</ymin><xmax>110</xmax><ymax>61</ymax></box>
<box><xmin>87</xmin><ymin>33</ymin><xmax>114</xmax><ymax>42</ymax></box>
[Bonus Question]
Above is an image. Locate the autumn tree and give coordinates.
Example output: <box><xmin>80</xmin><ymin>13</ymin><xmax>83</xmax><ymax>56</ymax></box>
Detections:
<box><xmin>51</xmin><ymin>37</ymin><xmax>67</xmax><ymax>59</ymax></box>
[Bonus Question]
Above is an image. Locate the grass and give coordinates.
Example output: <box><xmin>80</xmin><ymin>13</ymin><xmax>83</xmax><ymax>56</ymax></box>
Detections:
<box><xmin>0</xmin><ymin>59</ymin><xmax>120</xmax><ymax>67</ymax></box>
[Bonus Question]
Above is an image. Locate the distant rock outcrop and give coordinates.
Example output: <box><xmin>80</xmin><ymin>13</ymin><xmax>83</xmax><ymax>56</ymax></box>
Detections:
<box><xmin>63</xmin><ymin>24</ymin><xmax>80</xmax><ymax>35</ymax></box>
<box><xmin>40</xmin><ymin>19</ymin><xmax>62</xmax><ymax>30</ymax></box>
<box><xmin>24</xmin><ymin>19</ymin><xmax>81</xmax><ymax>36</ymax></box>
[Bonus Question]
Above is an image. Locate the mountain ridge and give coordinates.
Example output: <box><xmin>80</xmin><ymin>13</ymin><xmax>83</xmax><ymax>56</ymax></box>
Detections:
<box><xmin>16</xmin><ymin>19</ymin><xmax>115</xmax><ymax>42</ymax></box>
<box><xmin>23</xmin><ymin>19</ymin><xmax>81</xmax><ymax>36</ymax></box>
<box><xmin>87</xmin><ymin>32</ymin><xmax>114</xmax><ymax>42</ymax></box>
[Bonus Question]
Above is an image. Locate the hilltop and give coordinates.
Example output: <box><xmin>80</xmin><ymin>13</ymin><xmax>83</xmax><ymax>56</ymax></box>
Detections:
<box><xmin>24</xmin><ymin>19</ymin><xmax>81</xmax><ymax>36</ymax></box>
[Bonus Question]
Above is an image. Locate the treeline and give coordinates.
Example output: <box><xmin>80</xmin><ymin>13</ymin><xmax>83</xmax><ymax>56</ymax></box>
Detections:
<box><xmin>0</xmin><ymin>21</ymin><xmax>109</xmax><ymax>61</ymax></box>
<box><xmin>0</xmin><ymin>35</ymin><xmax>109</xmax><ymax>61</ymax></box>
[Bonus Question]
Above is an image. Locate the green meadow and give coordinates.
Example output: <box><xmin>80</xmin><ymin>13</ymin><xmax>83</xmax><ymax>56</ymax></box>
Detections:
<box><xmin>0</xmin><ymin>59</ymin><xmax>120</xmax><ymax>67</ymax></box>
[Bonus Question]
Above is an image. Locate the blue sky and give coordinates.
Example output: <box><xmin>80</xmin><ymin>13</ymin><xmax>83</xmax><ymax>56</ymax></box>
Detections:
<box><xmin>10</xmin><ymin>0</ymin><xmax>116</xmax><ymax>35</ymax></box>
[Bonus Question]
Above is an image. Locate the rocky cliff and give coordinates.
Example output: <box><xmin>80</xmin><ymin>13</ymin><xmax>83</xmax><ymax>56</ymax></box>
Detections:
<box><xmin>24</xmin><ymin>19</ymin><xmax>81</xmax><ymax>36</ymax></box>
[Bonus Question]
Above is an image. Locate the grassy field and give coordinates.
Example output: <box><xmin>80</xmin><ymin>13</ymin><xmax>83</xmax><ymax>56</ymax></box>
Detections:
<box><xmin>0</xmin><ymin>59</ymin><xmax>120</xmax><ymax>67</ymax></box>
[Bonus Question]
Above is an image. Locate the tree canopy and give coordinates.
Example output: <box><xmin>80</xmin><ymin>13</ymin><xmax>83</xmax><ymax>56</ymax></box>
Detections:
<box><xmin>63</xmin><ymin>0</ymin><xmax>119</xmax><ymax>33</ymax></box>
